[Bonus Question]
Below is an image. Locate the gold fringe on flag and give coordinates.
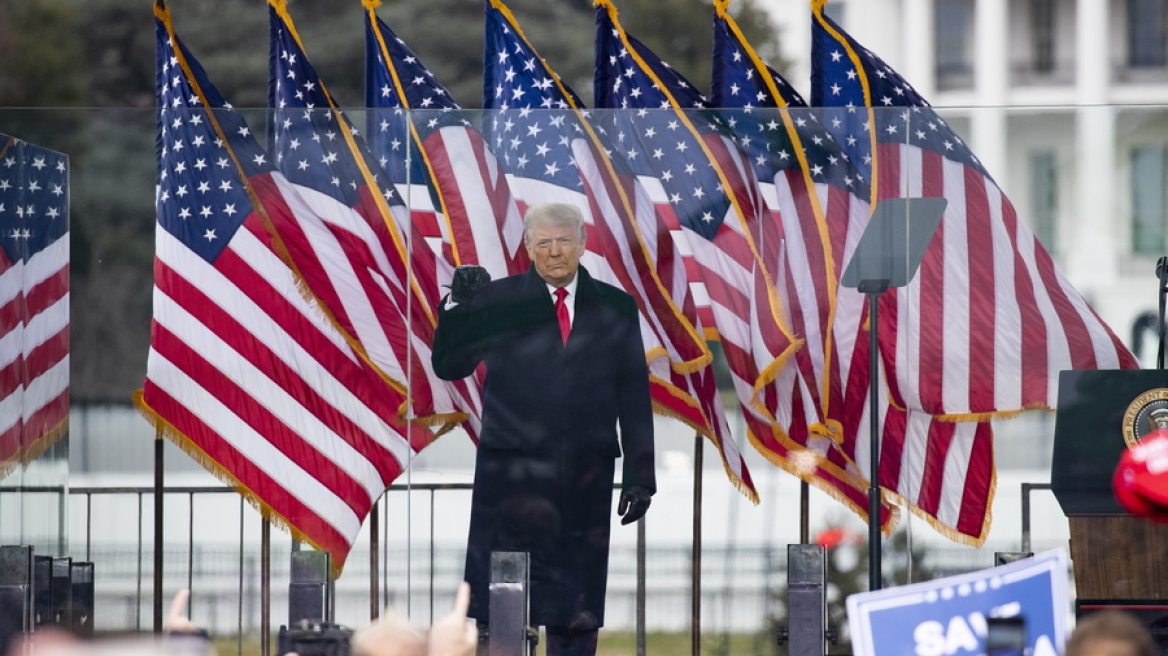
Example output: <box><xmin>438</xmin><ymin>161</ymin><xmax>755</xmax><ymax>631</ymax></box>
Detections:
<box><xmin>134</xmin><ymin>390</ymin><xmax>350</xmax><ymax>578</ymax></box>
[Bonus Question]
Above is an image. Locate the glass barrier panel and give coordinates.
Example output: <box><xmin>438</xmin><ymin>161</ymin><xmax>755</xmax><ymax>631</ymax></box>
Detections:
<box><xmin>5</xmin><ymin>100</ymin><xmax>1163</xmax><ymax>649</ymax></box>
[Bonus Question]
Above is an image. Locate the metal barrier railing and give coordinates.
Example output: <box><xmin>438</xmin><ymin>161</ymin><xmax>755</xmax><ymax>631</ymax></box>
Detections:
<box><xmin>0</xmin><ymin>480</ymin><xmax>1057</xmax><ymax>654</ymax></box>
<box><xmin>3</xmin><ymin>485</ymin><xmax>478</xmax><ymax>639</ymax></box>
<box><xmin>6</xmin><ymin>482</ymin><xmax>667</xmax><ymax>656</ymax></box>
<box><xmin>1020</xmin><ymin>482</ymin><xmax>1053</xmax><ymax>555</ymax></box>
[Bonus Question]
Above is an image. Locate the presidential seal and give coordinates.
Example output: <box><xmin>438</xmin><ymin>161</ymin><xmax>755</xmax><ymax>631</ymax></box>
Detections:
<box><xmin>1122</xmin><ymin>388</ymin><xmax>1168</xmax><ymax>447</ymax></box>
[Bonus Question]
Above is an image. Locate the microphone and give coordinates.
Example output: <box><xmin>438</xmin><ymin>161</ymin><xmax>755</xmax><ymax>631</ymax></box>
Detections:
<box><xmin>1158</xmin><ymin>256</ymin><xmax>1168</xmax><ymax>280</ymax></box>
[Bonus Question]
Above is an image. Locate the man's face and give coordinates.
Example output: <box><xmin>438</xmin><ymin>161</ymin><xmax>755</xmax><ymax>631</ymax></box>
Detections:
<box><xmin>526</xmin><ymin>221</ymin><xmax>585</xmax><ymax>288</ymax></box>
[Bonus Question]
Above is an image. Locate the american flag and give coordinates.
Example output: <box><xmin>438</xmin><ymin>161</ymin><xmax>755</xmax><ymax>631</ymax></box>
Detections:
<box><xmin>364</xmin><ymin>0</ymin><xmax>528</xmax><ymax>280</ymax></box>
<box><xmin>810</xmin><ymin>3</ymin><xmax>1138</xmax><ymax>421</ymax></box>
<box><xmin>139</xmin><ymin>2</ymin><xmax>431</xmax><ymax>571</ymax></box>
<box><xmin>483</xmin><ymin>0</ymin><xmax>755</xmax><ymax>500</ymax></box>
<box><xmin>360</xmin><ymin>3</ymin><xmax>452</xmax><ymax>271</ymax></box>
<box><xmin>0</xmin><ymin>136</ymin><xmax>69</xmax><ymax>474</ymax></box>
<box><xmin>713</xmin><ymin>1</ymin><xmax>867</xmax><ymax>440</ymax></box>
<box><xmin>715</xmin><ymin>3</ymin><xmax>996</xmax><ymax>543</ymax></box>
<box><xmin>268</xmin><ymin>0</ymin><xmax>480</xmax><ymax>435</ymax></box>
<box><xmin>593</xmin><ymin>0</ymin><xmax>807</xmax><ymax>508</ymax></box>
<box><xmin>710</xmin><ymin>3</ymin><xmax>891</xmax><ymax>528</ymax></box>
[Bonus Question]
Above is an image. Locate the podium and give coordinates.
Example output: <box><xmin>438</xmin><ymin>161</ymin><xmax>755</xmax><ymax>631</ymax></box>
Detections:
<box><xmin>1052</xmin><ymin>369</ymin><xmax>1168</xmax><ymax>601</ymax></box>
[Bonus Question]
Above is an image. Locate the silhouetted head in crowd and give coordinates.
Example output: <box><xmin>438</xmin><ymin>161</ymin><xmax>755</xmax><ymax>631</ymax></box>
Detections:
<box><xmin>1066</xmin><ymin>611</ymin><xmax>1156</xmax><ymax>656</ymax></box>
<box><xmin>350</xmin><ymin>610</ymin><xmax>427</xmax><ymax>656</ymax></box>
<box><xmin>349</xmin><ymin>583</ymin><xmax>476</xmax><ymax>656</ymax></box>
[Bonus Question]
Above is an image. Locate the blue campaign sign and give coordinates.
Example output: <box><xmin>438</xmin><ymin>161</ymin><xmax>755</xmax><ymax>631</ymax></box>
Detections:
<box><xmin>847</xmin><ymin>549</ymin><xmax>1071</xmax><ymax>656</ymax></box>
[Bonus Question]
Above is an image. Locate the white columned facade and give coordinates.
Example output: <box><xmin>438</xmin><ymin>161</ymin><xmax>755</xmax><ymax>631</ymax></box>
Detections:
<box><xmin>971</xmin><ymin>0</ymin><xmax>1009</xmax><ymax>180</ymax></box>
<box><xmin>1069</xmin><ymin>0</ymin><xmax>1117</xmax><ymax>290</ymax></box>
<box><xmin>902</xmin><ymin>0</ymin><xmax>935</xmax><ymax>98</ymax></box>
<box><xmin>846</xmin><ymin>0</ymin><xmax>903</xmax><ymax>67</ymax></box>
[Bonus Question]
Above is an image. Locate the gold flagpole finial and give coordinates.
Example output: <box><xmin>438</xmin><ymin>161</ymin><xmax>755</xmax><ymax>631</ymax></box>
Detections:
<box><xmin>593</xmin><ymin>0</ymin><xmax>619</xmax><ymax>17</ymax></box>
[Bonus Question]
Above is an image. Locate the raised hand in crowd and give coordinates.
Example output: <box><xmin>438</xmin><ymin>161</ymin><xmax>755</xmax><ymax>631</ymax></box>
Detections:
<box><xmin>426</xmin><ymin>582</ymin><xmax>477</xmax><ymax>656</ymax></box>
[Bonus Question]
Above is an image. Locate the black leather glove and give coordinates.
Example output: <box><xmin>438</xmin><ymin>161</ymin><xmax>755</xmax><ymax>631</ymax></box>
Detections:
<box><xmin>617</xmin><ymin>486</ymin><xmax>652</xmax><ymax>525</ymax></box>
<box><xmin>446</xmin><ymin>265</ymin><xmax>491</xmax><ymax>304</ymax></box>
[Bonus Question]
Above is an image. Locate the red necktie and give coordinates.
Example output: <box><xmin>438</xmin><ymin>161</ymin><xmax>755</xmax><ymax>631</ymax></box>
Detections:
<box><xmin>554</xmin><ymin>287</ymin><xmax>570</xmax><ymax>345</ymax></box>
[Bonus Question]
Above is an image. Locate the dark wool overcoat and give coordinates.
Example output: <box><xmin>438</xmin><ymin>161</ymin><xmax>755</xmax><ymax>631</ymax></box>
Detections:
<box><xmin>431</xmin><ymin>264</ymin><xmax>655</xmax><ymax>629</ymax></box>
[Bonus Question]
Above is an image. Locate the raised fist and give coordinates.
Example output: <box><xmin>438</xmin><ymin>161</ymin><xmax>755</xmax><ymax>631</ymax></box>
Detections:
<box><xmin>447</xmin><ymin>265</ymin><xmax>491</xmax><ymax>304</ymax></box>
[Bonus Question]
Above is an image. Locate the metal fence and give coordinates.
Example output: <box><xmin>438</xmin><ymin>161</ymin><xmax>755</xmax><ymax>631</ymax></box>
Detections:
<box><xmin>60</xmin><ymin>483</ymin><xmax>785</xmax><ymax>635</ymax></box>
<box><xmin>0</xmin><ymin>481</ymin><xmax>1063</xmax><ymax>655</ymax></box>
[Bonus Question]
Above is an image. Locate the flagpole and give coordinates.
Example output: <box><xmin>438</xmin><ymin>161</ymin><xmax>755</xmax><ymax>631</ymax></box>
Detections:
<box><xmin>153</xmin><ymin>432</ymin><xmax>164</xmax><ymax>633</ymax></box>
<box><xmin>800</xmin><ymin>481</ymin><xmax>810</xmax><ymax>544</ymax></box>
<box><xmin>371</xmin><ymin>501</ymin><xmax>380</xmax><ymax>620</ymax></box>
<box><xmin>636</xmin><ymin>516</ymin><xmax>646</xmax><ymax>656</ymax></box>
<box><xmin>262</xmin><ymin>520</ymin><xmax>271</xmax><ymax>656</ymax></box>
<box><xmin>691</xmin><ymin>433</ymin><xmax>703</xmax><ymax>656</ymax></box>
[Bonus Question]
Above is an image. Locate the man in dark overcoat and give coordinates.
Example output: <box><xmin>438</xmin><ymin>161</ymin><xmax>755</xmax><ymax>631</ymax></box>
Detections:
<box><xmin>431</xmin><ymin>202</ymin><xmax>655</xmax><ymax>656</ymax></box>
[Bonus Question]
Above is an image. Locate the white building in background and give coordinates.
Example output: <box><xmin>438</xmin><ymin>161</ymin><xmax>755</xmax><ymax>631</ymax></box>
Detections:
<box><xmin>762</xmin><ymin>0</ymin><xmax>1168</xmax><ymax>361</ymax></box>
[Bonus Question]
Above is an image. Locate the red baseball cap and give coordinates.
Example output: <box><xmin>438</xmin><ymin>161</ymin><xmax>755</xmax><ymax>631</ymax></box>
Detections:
<box><xmin>1113</xmin><ymin>428</ymin><xmax>1168</xmax><ymax>521</ymax></box>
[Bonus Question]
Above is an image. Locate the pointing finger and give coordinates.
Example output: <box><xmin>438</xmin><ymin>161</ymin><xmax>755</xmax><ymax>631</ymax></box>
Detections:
<box><xmin>167</xmin><ymin>588</ymin><xmax>190</xmax><ymax>623</ymax></box>
<box><xmin>452</xmin><ymin>581</ymin><xmax>471</xmax><ymax>616</ymax></box>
